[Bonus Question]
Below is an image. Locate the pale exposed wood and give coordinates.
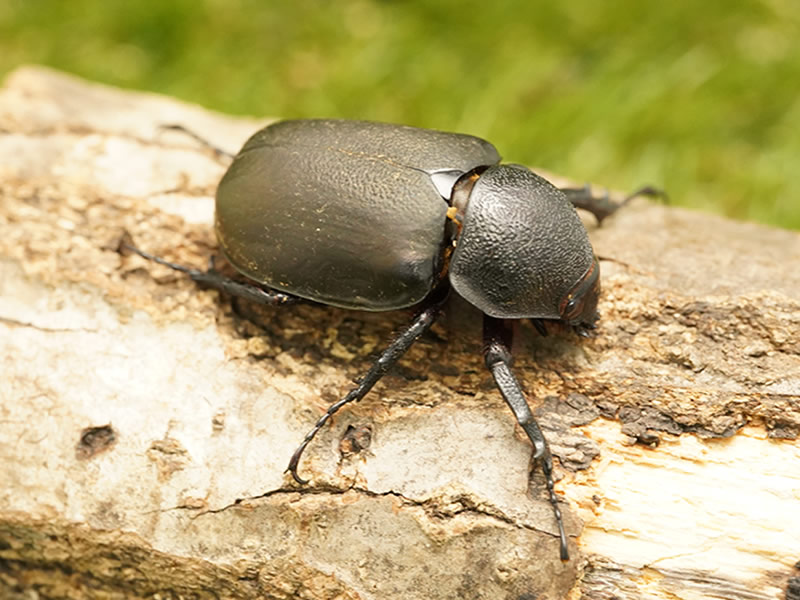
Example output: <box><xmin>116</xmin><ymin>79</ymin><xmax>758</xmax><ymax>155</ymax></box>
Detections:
<box><xmin>1</xmin><ymin>66</ymin><xmax>799</xmax><ymax>600</ymax></box>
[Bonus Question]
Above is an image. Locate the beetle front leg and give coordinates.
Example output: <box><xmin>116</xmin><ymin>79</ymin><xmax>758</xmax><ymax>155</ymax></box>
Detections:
<box><xmin>122</xmin><ymin>243</ymin><xmax>299</xmax><ymax>306</ymax></box>
<box><xmin>287</xmin><ymin>291</ymin><xmax>447</xmax><ymax>484</ymax></box>
<box><xmin>560</xmin><ymin>184</ymin><xmax>666</xmax><ymax>224</ymax></box>
<box><xmin>483</xmin><ymin>316</ymin><xmax>569</xmax><ymax>561</ymax></box>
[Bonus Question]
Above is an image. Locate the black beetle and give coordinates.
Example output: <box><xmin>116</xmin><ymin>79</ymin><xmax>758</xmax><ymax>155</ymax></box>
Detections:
<box><xmin>127</xmin><ymin>119</ymin><xmax>659</xmax><ymax>561</ymax></box>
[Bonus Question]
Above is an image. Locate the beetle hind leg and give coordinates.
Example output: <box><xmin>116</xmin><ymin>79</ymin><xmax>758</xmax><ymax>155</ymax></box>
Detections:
<box><xmin>287</xmin><ymin>293</ymin><xmax>447</xmax><ymax>484</ymax></box>
<box><xmin>560</xmin><ymin>183</ymin><xmax>667</xmax><ymax>224</ymax></box>
<box><xmin>158</xmin><ymin>124</ymin><xmax>235</xmax><ymax>160</ymax></box>
<box><xmin>122</xmin><ymin>242</ymin><xmax>299</xmax><ymax>306</ymax></box>
<box><xmin>483</xmin><ymin>316</ymin><xmax>570</xmax><ymax>561</ymax></box>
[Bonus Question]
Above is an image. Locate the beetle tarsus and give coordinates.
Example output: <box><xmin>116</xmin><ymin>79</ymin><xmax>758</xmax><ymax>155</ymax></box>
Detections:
<box><xmin>158</xmin><ymin>123</ymin><xmax>235</xmax><ymax>160</ymax></box>
<box><xmin>624</xmin><ymin>184</ymin><xmax>668</xmax><ymax>204</ymax></box>
<box><xmin>122</xmin><ymin>242</ymin><xmax>197</xmax><ymax>275</ymax></box>
<box><xmin>560</xmin><ymin>183</ymin><xmax>667</xmax><ymax>224</ymax></box>
<box><xmin>286</xmin><ymin>294</ymin><xmax>446</xmax><ymax>484</ymax></box>
<box><xmin>122</xmin><ymin>242</ymin><xmax>299</xmax><ymax>306</ymax></box>
<box><xmin>483</xmin><ymin>316</ymin><xmax>570</xmax><ymax>561</ymax></box>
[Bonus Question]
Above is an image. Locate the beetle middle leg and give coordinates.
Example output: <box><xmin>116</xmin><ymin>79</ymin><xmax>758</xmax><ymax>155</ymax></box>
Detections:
<box><xmin>287</xmin><ymin>288</ymin><xmax>449</xmax><ymax>484</ymax></box>
<box><xmin>483</xmin><ymin>315</ymin><xmax>570</xmax><ymax>561</ymax></box>
<box><xmin>560</xmin><ymin>184</ymin><xmax>666</xmax><ymax>224</ymax></box>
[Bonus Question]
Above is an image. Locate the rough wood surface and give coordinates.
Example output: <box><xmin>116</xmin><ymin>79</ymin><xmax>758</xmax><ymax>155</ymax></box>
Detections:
<box><xmin>1</xmin><ymin>66</ymin><xmax>799</xmax><ymax>600</ymax></box>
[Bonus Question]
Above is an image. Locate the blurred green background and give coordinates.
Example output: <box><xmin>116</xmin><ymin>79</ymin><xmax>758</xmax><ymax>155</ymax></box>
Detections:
<box><xmin>2</xmin><ymin>0</ymin><xmax>798</xmax><ymax>229</ymax></box>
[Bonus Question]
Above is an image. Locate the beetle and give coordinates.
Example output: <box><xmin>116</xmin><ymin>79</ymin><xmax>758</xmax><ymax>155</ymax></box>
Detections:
<box><xmin>126</xmin><ymin>119</ymin><xmax>660</xmax><ymax>561</ymax></box>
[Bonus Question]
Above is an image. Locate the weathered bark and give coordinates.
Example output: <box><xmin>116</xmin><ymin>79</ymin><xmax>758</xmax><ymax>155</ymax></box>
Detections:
<box><xmin>1</xmin><ymin>66</ymin><xmax>798</xmax><ymax>600</ymax></box>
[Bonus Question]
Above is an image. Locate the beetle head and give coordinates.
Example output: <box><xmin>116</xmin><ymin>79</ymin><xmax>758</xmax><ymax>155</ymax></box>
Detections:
<box><xmin>448</xmin><ymin>165</ymin><xmax>598</xmax><ymax>323</ymax></box>
<box><xmin>560</xmin><ymin>256</ymin><xmax>600</xmax><ymax>336</ymax></box>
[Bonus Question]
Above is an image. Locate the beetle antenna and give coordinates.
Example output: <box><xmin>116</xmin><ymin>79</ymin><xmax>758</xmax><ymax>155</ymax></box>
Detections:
<box><xmin>286</xmin><ymin>296</ymin><xmax>446</xmax><ymax>484</ymax></box>
<box><xmin>483</xmin><ymin>315</ymin><xmax>570</xmax><ymax>561</ymax></box>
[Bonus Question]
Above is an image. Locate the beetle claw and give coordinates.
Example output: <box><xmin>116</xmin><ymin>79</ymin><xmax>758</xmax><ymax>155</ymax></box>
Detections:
<box><xmin>286</xmin><ymin>454</ymin><xmax>309</xmax><ymax>485</ymax></box>
<box><xmin>623</xmin><ymin>184</ymin><xmax>669</xmax><ymax>204</ymax></box>
<box><xmin>286</xmin><ymin>437</ymin><xmax>314</xmax><ymax>485</ymax></box>
<box><xmin>573</xmin><ymin>323</ymin><xmax>597</xmax><ymax>338</ymax></box>
<box><xmin>288</xmin><ymin>469</ymin><xmax>309</xmax><ymax>486</ymax></box>
<box><xmin>530</xmin><ymin>318</ymin><xmax>549</xmax><ymax>337</ymax></box>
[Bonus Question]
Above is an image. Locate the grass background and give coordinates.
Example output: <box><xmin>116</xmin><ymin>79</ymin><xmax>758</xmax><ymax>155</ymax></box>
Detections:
<box><xmin>2</xmin><ymin>0</ymin><xmax>798</xmax><ymax>229</ymax></box>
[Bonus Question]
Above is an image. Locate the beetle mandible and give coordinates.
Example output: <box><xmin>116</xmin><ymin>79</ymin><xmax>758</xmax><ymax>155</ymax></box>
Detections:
<box><xmin>126</xmin><ymin>119</ymin><xmax>659</xmax><ymax>561</ymax></box>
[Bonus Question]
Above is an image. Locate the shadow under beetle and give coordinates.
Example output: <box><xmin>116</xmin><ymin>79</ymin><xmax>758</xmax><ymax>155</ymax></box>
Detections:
<box><xmin>126</xmin><ymin>119</ymin><xmax>660</xmax><ymax>561</ymax></box>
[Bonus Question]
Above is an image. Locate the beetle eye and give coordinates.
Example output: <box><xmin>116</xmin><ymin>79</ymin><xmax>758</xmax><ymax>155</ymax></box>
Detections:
<box><xmin>564</xmin><ymin>297</ymin><xmax>578</xmax><ymax>317</ymax></box>
<box><xmin>563</xmin><ymin>293</ymin><xmax>590</xmax><ymax>322</ymax></box>
<box><xmin>560</xmin><ymin>257</ymin><xmax>600</xmax><ymax>325</ymax></box>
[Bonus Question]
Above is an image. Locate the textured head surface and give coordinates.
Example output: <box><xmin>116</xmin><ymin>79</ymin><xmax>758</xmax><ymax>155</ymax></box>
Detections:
<box><xmin>448</xmin><ymin>165</ymin><xmax>595</xmax><ymax>319</ymax></box>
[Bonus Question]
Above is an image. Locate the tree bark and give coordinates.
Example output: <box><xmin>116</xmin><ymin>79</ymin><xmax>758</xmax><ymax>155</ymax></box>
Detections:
<box><xmin>1</xmin><ymin>65</ymin><xmax>798</xmax><ymax>600</ymax></box>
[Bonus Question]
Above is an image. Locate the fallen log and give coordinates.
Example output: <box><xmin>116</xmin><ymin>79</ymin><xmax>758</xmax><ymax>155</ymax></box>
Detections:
<box><xmin>1</xmin><ymin>66</ymin><xmax>798</xmax><ymax>600</ymax></box>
